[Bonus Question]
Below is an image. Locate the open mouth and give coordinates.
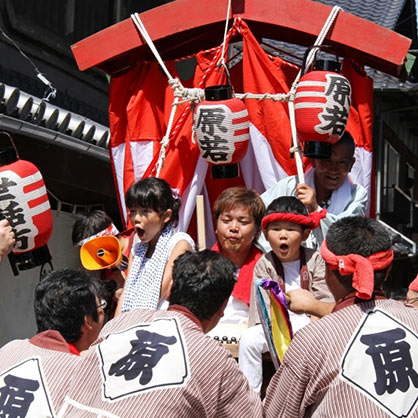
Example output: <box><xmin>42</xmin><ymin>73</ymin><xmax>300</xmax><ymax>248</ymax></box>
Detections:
<box><xmin>327</xmin><ymin>175</ymin><xmax>339</xmax><ymax>182</ymax></box>
<box><xmin>280</xmin><ymin>243</ymin><xmax>289</xmax><ymax>251</ymax></box>
<box><xmin>135</xmin><ymin>227</ymin><xmax>145</xmax><ymax>238</ymax></box>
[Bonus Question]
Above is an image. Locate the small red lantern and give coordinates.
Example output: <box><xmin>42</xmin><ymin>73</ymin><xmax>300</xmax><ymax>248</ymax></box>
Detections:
<box><xmin>295</xmin><ymin>59</ymin><xmax>351</xmax><ymax>158</ymax></box>
<box><xmin>0</xmin><ymin>132</ymin><xmax>53</xmax><ymax>275</ymax></box>
<box><xmin>194</xmin><ymin>85</ymin><xmax>249</xmax><ymax>177</ymax></box>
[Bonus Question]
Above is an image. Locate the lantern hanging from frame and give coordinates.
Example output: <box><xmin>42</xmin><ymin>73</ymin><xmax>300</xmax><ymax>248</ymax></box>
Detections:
<box><xmin>194</xmin><ymin>84</ymin><xmax>250</xmax><ymax>178</ymax></box>
<box><xmin>294</xmin><ymin>47</ymin><xmax>352</xmax><ymax>159</ymax></box>
<box><xmin>0</xmin><ymin>132</ymin><xmax>53</xmax><ymax>275</ymax></box>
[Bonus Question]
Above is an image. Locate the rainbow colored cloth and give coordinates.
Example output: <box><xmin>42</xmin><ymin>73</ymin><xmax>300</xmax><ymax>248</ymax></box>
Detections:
<box><xmin>255</xmin><ymin>279</ymin><xmax>293</xmax><ymax>369</ymax></box>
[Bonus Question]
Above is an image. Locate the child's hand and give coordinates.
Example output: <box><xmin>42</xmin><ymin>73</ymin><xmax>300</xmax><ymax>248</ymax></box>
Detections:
<box><xmin>295</xmin><ymin>183</ymin><xmax>318</xmax><ymax>213</ymax></box>
<box><xmin>286</xmin><ymin>288</ymin><xmax>316</xmax><ymax>314</ymax></box>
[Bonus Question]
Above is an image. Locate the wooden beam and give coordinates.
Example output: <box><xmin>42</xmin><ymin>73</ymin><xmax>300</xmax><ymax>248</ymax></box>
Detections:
<box><xmin>71</xmin><ymin>0</ymin><xmax>411</xmax><ymax>77</ymax></box>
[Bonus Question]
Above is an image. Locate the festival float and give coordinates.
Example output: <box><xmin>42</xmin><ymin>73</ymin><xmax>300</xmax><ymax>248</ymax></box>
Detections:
<box><xmin>71</xmin><ymin>0</ymin><xmax>409</xmax><ymax>240</ymax></box>
<box><xmin>71</xmin><ymin>0</ymin><xmax>411</xmax><ymax>372</ymax></box>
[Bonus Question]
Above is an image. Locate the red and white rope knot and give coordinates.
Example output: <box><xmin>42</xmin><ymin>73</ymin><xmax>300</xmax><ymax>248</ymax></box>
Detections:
<box><xmin>169</xmin><ymin>79</ymin><xmax>205</xmax><ymax>105</ymax></box>
<box><xmin>320</xmin><ymin>240</ymin><xmax>394</xmax><ymax>300</ymax></box>
<box><xmin>131</xmin><ymin>5</ymin><xmax>342</xmax><ymax>178</ymax></box>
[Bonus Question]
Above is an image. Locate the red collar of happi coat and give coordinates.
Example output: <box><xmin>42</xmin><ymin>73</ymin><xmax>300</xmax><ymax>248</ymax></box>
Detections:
<box><xmin>212</xmin><ymin>243</ymin><xmax>262</xmax><ymax>305</ymax></box>
<box><xmin>168</xmin><ymin>304</ymin><xmax>204</xmax><ymax>332</ymax></box>
<box><xmin>30</xmin><ymin>330</ymin><xmax>80</xmax><ymax>355</ymax></box>
<box><xmin>332</xmin><ymin>289</ymin><xmax>387</xmax><ymax>313</ymax></box>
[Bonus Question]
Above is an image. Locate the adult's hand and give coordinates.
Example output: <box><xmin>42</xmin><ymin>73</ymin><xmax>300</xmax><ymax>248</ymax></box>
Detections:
<box><xmin>286</xmin><ymin>288</ymin><xmax>316</xmax><ymax>314</ymax></box>
<box><xmin>0</xmin><ymin>218</ymin><xmax>15</xmax><ymax>260</ymax></box>
<box><xmin>295</xmin><ymin>183</ymin><xmax>318</xmax><ymax>213</ymax></box>
<box><xmin>286</xmin><ymin>288</ymin><xmax>335</xmax><ymax>318</ymax></box>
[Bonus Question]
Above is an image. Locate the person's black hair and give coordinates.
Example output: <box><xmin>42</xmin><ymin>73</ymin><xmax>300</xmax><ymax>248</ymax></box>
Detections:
<box><xmin>335</xmin><ymin>130</ymin><xmax>355</xmax><ymax>156</ymax></box>
<box><xmin>126</xmin><ymin>177</ymin><xmax>181</xmax><ymax>227</ymax></box>
<box><xmin>169</xmin><ymin>250</ymin><xmax>236</xmax><ymax>320</ymax></box>
<box><xmin>35</xmin><ymin>268</ymin><xmax>100</xmax><ymax>342</ymax></box>
<box><xmin>384</xmin><ymin>286</ymin><xmax>407</xmax><ymax>301</ymax></box>
<box><xmin>72</xmin><ymin>210</ymin><xmax>113</xmax><ymax>246</ymax></box>
<box><xmin>93</xmin><ymin>278</ymin><xmax>116</xmax><ymax>322</ymax></box>
<box><xmin>265</xmin><ymin>196</ymin><xmax>309</xmax><ymax>217</ymax></box>
<box><xmin>326</xmin><ymin>216</ymin><xmax>392</xmax><ymax>289</ymax></box>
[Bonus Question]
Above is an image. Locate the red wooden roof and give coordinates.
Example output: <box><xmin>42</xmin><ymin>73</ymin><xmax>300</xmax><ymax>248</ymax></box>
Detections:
<box><xmin>71</xmin><ymin>0</ymin><xmax>411</xmax><ymax>77</ymax></box>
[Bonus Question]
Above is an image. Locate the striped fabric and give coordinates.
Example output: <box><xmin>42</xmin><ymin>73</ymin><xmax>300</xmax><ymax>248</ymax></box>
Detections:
<box><xmin>0</xmin><ymin>337</ymin><xmax>82</xmax><ymax>416</ymax></box>
<box><xmin>59</xmin><ymin>309</ymin><xmax>263</xmax><ymax>417</ymax></box>
<box><xmin>264</xmin><ymin>299</ymin><xmax>418</xmax><ymax>418</ymax></box>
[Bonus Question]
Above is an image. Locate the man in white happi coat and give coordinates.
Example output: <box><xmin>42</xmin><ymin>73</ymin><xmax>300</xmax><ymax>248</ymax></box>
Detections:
<box><xmin>0</xmin><ymin>269</ymin><xmax>107</xmax><ymax>417</ymax></box>
<box><xmin>264</xmin><ymin>216</ymin><xmax>418</xmax><ymax>418</ymax></box>
<box><xmin>59</xmin><ymin>250</ymin><xmax>263</xmax><ymax>418</ymax></box>
<box><xmin>259</xmin><ymin>131</ymin><xmax>368</xmax><ymax>251</ymax></box>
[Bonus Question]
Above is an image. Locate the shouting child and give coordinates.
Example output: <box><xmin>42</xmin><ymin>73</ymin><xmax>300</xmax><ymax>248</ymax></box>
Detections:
<box><xmin>239</xmin><ymin>196</ymin><xmax>334</xmax><ymax>393</ymax></box>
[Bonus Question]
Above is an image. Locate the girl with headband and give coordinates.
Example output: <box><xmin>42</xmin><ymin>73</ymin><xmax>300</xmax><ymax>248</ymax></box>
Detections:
<box><xmin>239</xmin><ymin>196</ymin><xmax>334</xmax><ymax>394</ymax></box>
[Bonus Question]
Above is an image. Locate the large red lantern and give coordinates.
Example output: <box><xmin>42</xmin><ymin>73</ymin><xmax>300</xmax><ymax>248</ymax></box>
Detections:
<box><xmin>0</xmin><ymin>132</ymin><xmax>53</xmax><ymax>275</ymax></box>
<box><xmin>194</xmin><ymin>85</ymin><xmax>249</xmax><ymax>178</ymax></box>
<box><xmin>294</xmin><ymin>59</ymin><xmax>351</xmax><ymax>159</ymax></box>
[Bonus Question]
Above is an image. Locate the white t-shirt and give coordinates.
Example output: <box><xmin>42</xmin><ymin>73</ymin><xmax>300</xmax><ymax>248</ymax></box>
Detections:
<box><xmin>283</xmin><ymin>260</ymin><xmax>310</xmax><ymax>332</ymax></box>
<box><xmin>220</xmin><ymin>296</ymin><xmax>249</xmax><ymax>324</ymax></box>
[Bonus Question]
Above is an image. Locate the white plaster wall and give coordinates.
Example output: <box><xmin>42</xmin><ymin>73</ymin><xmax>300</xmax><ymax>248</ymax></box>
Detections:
<box><xmin>0</xmin><ymin>210</ymin><xmax>81</xmax><ymax>346</ymax></box>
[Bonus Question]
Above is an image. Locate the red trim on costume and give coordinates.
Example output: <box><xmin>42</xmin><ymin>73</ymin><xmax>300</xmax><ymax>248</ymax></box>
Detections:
<box><xmin>30</xmin><ymin>330</ymin><xmax>80</xmax><ymax>355</ymax></box>
<box><xmin>212</xmin><ymin>243</ymin><xmax>262</xmax><ymax>305</ymax></box>
<box><xmin>333</xmin><ymin>290</ymin><xmax>387</xmax><ymax>312</ymax></box>
<box><xmin>321</xmin><ymin>241</ymin><xmax>394</xmax><ymax>300</ymax></box>
<box><xmin>168</xmin><ymin>304</ymin><xmax>204</xmax><ymax>331</ymax></box>
<box><xmin>261</xmin><ymin>209</ymin><xmax>327</xmax><ymax>230</ymax></box>
<box><xmin>409</xmin><ymin>274</ymin><xmax>418</xmax><ymax>291</ymax></box>
<box><xmin>67</xmin><ymin>342</ymin><xmax>81</xmax><ymax>356</ymax></box>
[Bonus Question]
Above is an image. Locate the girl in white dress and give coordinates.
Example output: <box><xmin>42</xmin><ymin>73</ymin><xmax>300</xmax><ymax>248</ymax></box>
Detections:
<box><xmin>116</xmin><ymin>177</ymin><xmax>194</xmax><ymax>314</ymax></box>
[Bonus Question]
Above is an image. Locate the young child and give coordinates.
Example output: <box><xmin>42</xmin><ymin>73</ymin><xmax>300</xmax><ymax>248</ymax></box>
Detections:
<box><xmin>239</xmin><ymin>196</ymin><xmax>334</xmax><ymax>393</ymax></box>
<box><xmin>72</xmin><ymin>210</ymin><xmax>117</xmax><ymax>248</ymax></box>
<box><xmin>72</xmin><ymin>210</ymin><xmax>132</xmax><ymax>291</ymax></box>
<box><xmin>116</xmin><ymin>177</ymin><xmax>195</xmax><ymax>314</ymax></box>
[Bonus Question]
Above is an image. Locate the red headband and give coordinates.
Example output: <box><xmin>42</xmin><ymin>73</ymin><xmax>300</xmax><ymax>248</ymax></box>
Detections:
<box><xmin>75</xmin><ymin>223</ymin><xmax>120</xmax><ymax>247</ymax></box>
<box><xmin>261</xmin><ymin>209</ymin><xmax>327</xmax><ymax>230</ymax></box>
<box><xmin>409</xmin><ymin>274</ymin><xmax>418</xmax><ymax>292</ymax></box>
<box><xmin>320</xmin><ymin>240</ymin><xmax>394</xmax><ymax>300</ymax></box>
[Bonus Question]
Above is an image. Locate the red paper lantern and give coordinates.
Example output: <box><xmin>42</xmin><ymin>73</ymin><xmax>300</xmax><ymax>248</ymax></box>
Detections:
<box><xmin>0</xmin><ymin>137</ymin><xmax>53</xmax><ymax>274</ymax></box>
<box><xmin>295</xmin><ymin>70</ymin><xmax>351</xmax><ymax>157</ymax></box>
<box><xmin>194</xmin><ymin>86</ymin><xmax>249</xmax><ymax>166</ymax></box>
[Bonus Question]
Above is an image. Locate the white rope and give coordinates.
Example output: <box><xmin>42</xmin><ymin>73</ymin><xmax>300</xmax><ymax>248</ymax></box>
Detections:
<box><xmin>132</xmin><ymin>13</ymin><xmax>207</xmax><ymax>175</ymax></box>
<box><xmin>289</xmin><ymin>6</ymin><xmax>342</xmax><ymax>96</ymax></box>
<box><xmin>131</xmin><ymin>6</ymin><xmax>342</xmax><ymax>180</ymax></box>
<box><xmin>170</xmin><ymin>79</ymin><xmax>205</xmax><ymax>104</ymax></box>
<box><xmin>235</xmin><ymin>92</ymin><xmax>290</xmax><ymax>102</ymax></box>
<box><xmin>287</xmin><ymin>5</ymin><xmax>342</xmax><ymax>184</ymax></box>
<box><xmin>131</xmin><ymin>13</ymin><xmax>174</xmax><ymax>81</ymax></box>
<box><xmin>217</xmin><ymin>0</ymin><xmax>233</xmax><ymax>80</ymax></box>
<box><xmin>218</xmin><ymin>0</ymin><xmax>232</xmax><ymax>67</ymax></box>
<box><xmin>155</xmin><ymin>96</ymin><xmax>179</xmax><ymax>177</ymax></box>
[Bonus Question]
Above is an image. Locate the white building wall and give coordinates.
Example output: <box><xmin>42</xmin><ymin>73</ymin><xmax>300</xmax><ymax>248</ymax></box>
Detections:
<box><xmin>0</xmin><ymin>210</ymin><xmax>81</xmax><ymax>346</ymax></box>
